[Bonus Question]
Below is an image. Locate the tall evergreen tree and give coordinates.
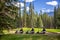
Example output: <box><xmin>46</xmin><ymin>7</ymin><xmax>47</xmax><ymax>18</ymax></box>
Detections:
<box><xmin>42</xmin><ymin>13</ymin><xmax>49</xmax><ymax>28</ymax></box>
<box><xmin>29</xmin><ymin>2</ymin><xmax>34</xmax><ymax>28</ymax></box>
<box><xmin>56</xmin><ymin>5</ymin><xmax>60</xmax><ymax>29</ymax></box>
<box><xmin>54</xmin><ymin>7</ymin><xmax>57</xmax><ymax>29</ymax></box>
<box><xmin>0</xmin><ymin>0</ymin><xmax>18</xmax><ymax>33</ymax></box>
<box><xmin>36</xmin><ymin>16</ymin><xmax>43</xmax><ymax>28</ymax></box>
<box><xmin>26</xmin><ymin>13</ymin><xmax>30</xmax><ymax>27</ymax></box>
<box><xmin>16</xmin><ymin>1</ymin><xmax>22</xmax><ymax>28</ymax></box>
<box><xmin>23</xmin><ymin>0</ymin><xmax>27</xmax><ymax>27</ymax></box>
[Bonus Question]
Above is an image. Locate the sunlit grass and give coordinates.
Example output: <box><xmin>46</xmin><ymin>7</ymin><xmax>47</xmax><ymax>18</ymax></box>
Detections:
<box><xmin>46</xmin><ymin>29</ymin><xmax>60</xmax><ymax>33</ymax></box>
<box><xmin>3</xmin><ymin>28</ymin><xmax>60</xmax><ymax>34</ymax></box>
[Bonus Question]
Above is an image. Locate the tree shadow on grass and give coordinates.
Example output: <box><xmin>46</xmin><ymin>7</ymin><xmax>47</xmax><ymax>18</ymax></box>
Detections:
<box><xmin>57</xmin><ymin>34</ymin><xmax>60</xmax><ymax>40</ymax></box>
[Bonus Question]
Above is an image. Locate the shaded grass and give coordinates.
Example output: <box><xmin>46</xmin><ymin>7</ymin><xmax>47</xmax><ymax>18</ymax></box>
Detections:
<box><xmin>1</xmin><ymin>34</ymin><xmax>60</xmax><ymax>40</ymax></box>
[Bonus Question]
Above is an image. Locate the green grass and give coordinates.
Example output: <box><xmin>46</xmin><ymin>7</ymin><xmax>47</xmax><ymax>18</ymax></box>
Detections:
<box><xmin>46</xmin><ymin>29</ymin><xmax>60</xmax><ymax>33</ymax></box>
<box><xmin>3</xmin><ymin>28</ymin><xmax>60</xmax><ymax>34</ymax></box>
<box><xmin>0</xmin><ymin>34</ymin><xmax>60</xmax><ymax>40</ymax></box>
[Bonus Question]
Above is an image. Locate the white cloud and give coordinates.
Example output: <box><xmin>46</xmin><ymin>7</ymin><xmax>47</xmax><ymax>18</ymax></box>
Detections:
<box><xmin>20</xmin><ymin>3</ymin><xmax>24</xmax><ymax>7</ymax></box>
<box><xmin>46</xmin><ymin>9</ymin><xmax>54</xmax><ymax>13</ymax></box>
<box><xmin>25</xmin><ymin>0</ymin><xmax>35</xmax><ymax>2</ymax></box>
<box><xmin>26</xmin><ymin>7</ymin><xmax>29</xmax><ymax>11</ymax></box>
<box><xmin>46</xmin><ymin>1</ymin><xmax>58</xmax><ymax>6</ymax></box>
<box><xmin>41</xmin><ymin>10</ymin><xmax>45</xmax><ymax>13</ymax></box>
<box><xmin>41</xmin><ymin>9</ymin><xmax>54</xmax><ymax>13</ymax></box>
<box><xmin>12</xmin><ymin>2</ymin><xmax>24</xmax><ymax>7</ymax></box>
<box><xmin>21</xmin><ymin>8</ymin><xmax>24</xmax><ymax>11</ymax></box>
<box><xmin>19</xmin><ymin>7</ymin><xmax>29</xmax><ymax>11</ymax></box>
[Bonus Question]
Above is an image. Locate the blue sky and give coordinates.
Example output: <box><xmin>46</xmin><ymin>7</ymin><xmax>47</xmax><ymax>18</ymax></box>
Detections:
<box><xmin>34</xmin><ymin>0</ymin><xmax>60</xmax><ymax>13</ymax></box>
<box><xmin>13</xmin><ymin>0</ymin><xmax>60</xmax><ymax>13</ymax></box>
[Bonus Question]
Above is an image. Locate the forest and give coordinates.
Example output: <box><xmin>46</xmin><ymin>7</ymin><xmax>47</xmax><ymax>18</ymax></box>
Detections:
<box><xmin>0</xmin><ymin>0</ymin><xmax>60</xmax><ymax>40</ymax></box>
<box><xmin>0</xmin><ymin>0</ymin><xmax>60</xmax><ymax>34</ymax></box>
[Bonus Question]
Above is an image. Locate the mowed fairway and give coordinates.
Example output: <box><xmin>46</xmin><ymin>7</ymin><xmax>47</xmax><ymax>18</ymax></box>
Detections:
<box><xmin>0</xmin><ymin>34</ymin><xmax>60</xmax><ymax>40</ymax></box>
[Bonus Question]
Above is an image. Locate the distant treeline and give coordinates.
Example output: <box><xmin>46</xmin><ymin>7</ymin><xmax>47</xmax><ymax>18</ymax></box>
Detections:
<box><xmin>0</xmin><ymin>0</ymin><xmax>60</xmax><ymax>32</ymax></box>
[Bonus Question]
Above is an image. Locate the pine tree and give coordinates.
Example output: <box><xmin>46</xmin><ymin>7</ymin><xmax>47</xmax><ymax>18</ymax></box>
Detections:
<box><xmin>42</xmin><ymin>13</ymin><xmax>49</xmax><ymax>28</ymax></box>
<box><xmin>29</xmin><ymin>2</ymin><xmax>34</xmax><ymax>28</ymax></box>
<box><xmin>36</xmin><ymin>16</ymin><xmax>43</xmax><ymax>28</ymax></box>
<box><xmin>56</xmin><ymin>4</ymin><xmax>60</xmax><ymax>29</ymax></box>
<box><xmin>23</xmin><ymin>0</ymin><xmax>27</xmax><ymax>27</ymax></box>
<box><xmin>0</xmin><ymin>0</ymin><xmax>18</xmax><ymax>33</ymax></box>
<box><xmin>26</xmin><ymin>13</ymin><xmax>30</xmax><ymax>27</ymax></box>
<box><xmin>54</xmin><ymin>6</ymin><xmax>57</xmax><ymax>29</ymax></box>
<box><xmin>16</xmin><ymin>1</ymin><xmax>22</xmax><ymax>28</ymax></box>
